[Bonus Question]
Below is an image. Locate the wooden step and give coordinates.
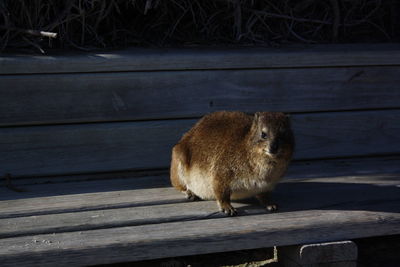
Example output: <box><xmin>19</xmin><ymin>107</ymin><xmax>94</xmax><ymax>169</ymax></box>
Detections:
<box><xmin>0</xmin><ymin>158</ymin><xmax>399</xmax><ymax>266</ymax></box>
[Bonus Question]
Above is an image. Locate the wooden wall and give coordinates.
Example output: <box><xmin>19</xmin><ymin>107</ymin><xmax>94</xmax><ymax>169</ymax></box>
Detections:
<box><xmin>1</xmin><ymin>44</ymin><xmax>400</xmax><ymax>178</ymax></box>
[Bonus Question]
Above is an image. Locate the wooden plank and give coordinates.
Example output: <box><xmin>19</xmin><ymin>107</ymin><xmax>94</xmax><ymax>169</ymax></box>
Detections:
<box><xmin>2</xmin><ymin>155</ymin><xmax>399</xmax><ymax>187</ymax></box>
<box><xmin>0</xmin><ymin>120</ymin><xmax>187</xmax><ymax>177</ymax></box>
<box><xmin>0</xmin><ymin>173</ymin><xmax>399</xmax><ymax>238</ymax></box>
<box><xmin>0</xmin><ymin>186</ymin><xmax>181</xmax><ymax>219</ymax></box>
<box><xmin>0</xmin><ymin>174</ymin><xmax>170</xmax><ymax>200</ymax></box>
<box><xmin>1</xmin><ymin>66</ymin><xmax>400</xmax><ymax>126</ymax></box>
<box><xmin>286</xmin><ymin>156</ymin><xmax>400</xmax><ymax>180</ymax></box>
<box><xmin>0</xmin><ymin>172</ymin><xmax>392</xmax><ymax>217</ymax></box>
<box><xmin>0</xmin><ymin>201</ymin><xmax>238</xmax><ymax>238</ymax></box>
<box><xmin>0</xmin><ymin>208</ymin><xmax>399</xmax><ymax>267</ymax></box>
<box><xmin>2</xmin><ymin>156</ymin><xmax>399</xmax><ymax>194</ymax></box>
<box><xmin>291</xmin><ymin>110</ymin><xmax>400</xmax><ymax>159</ymax></box>
<box><xmin>1</xmin><ymin>157</ymin><xmax>399</xmax><ymax>218</ymax></box>
<box><xmin>1</xmin><ymin>110</ymin><xmax>399</xmax><ymax>177</ymax></box>
<box><xmin>280</xmin><ymin>241</ymin><xmax>358</xmax><ymax>266</ymax></box>
<box><xmin>1</xmin><ymin>44</ymin><xmax>399</xmax><ymax>75</ymax></box>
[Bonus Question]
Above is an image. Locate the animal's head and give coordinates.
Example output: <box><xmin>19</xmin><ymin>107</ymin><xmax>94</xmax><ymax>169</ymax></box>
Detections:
<box><xmin>249</xmin><ymin>112</ymin><xmax>295</xmax><ymax>159</ymax></box>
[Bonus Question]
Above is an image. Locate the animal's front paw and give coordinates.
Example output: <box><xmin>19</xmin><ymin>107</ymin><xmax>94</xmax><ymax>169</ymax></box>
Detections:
<box><xmin>266</xmin><ymin>204</ymin><xmax>278</xmax><ymax>212</ymax></box>
<box><xmin>219</xmin><ymin>203</ymin><xmax>238</xmax><ymax>216</ymax></box>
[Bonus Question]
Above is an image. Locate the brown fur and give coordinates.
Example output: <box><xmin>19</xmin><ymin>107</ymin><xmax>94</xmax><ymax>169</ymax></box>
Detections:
<box><xmin>170</xmin><ymin>111</ymin><xmax>294</xmax><ymax>216</ymax></box>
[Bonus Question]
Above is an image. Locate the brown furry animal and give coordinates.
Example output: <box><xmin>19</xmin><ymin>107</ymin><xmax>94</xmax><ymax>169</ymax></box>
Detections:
<box><xmin>170</xmin><ymin>111</ymin><xmax>294</xmax><ymax>216</ymax></box>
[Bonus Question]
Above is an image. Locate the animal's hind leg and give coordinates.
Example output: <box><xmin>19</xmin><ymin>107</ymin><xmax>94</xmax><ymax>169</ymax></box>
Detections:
<box><xmin>171</xmin><ymin>168</ymin><xmax>200</xmax><ymax>201</ymax></box>
<box><xmin>170</xmin><ymin>146</ymin><xmax>200</xmax><ymax>201</ymax></box>
<box><xmin>170</xmin><ymin>147</ymin><xmax>187</xmax><ymax>192</ymax></box>
<box><xmin>170</xmin><ymin>167</ymin><xmax>200</xmax><ymax>201</ymax></box>
<box><xmin>170</xmin><ymin>164</ymin><xmax>187</xmax><ymax>193</ymax></box>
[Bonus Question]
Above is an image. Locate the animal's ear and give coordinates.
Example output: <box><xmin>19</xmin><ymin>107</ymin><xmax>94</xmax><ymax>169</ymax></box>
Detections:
<box><xmin>251</xmin><ymin>113</ymin><xmax>262</xmax><ymax>141</ymax></box>
<box><xmin>253</xmin><ymin>112</ymin><xmax>263</xmax><ymax>125</ymax></box>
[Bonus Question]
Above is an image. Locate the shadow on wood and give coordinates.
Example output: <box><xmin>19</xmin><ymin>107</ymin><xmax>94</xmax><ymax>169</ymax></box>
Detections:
<box><xmin>237</xmin><ymin>179</ymin><xmax>400</xmax><ymax>214</ymax></box>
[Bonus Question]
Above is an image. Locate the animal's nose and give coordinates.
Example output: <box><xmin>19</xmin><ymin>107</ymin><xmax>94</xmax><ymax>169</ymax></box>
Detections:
<box><xmin>269</xmin><ymin>142</ymin><xmax>279</xmax><ymax>154</ymax></box>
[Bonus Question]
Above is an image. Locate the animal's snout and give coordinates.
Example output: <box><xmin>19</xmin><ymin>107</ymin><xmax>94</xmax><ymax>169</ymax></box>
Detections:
<box><xmin>269</xmin><ymin>141</ymin><xmax>279</xmax><ymax>154</ymax></box>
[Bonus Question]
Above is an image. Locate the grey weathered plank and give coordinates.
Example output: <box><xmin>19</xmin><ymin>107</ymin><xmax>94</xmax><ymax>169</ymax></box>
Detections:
<box><xmin>2</xmin><ymin>155</ymin><xmax>399</xmax><ymax>186</ymax></box>
<box><xmin>0</xmin><ymin>173</ymin><xmax>171</xmax><ymax>201</ymax></box>
<box><xmin>1</xmin><ymin>156</ymin><xmax>399</xmax><ymax>218</ymax></box>
<box><xmin>286</xmin><ymin>156</ymin><xmax>400</xmax><ymax>180</ymax></box>
<box><xmin>0</xmin><ymin>186</ymin><xmax>180</xmax><ymax>219</ymax></box>
<box><xmin>1</xmin><ymin>66</ymin><xmax>400</xmax><ymax>126</ymax></box>
<box><xmin>1</xmin><ymin>110</ymin><xmax>399</xmax><ymax>177</ymax></box>
<box><xmin>0</xmin><ymin>173</ymin><xmax>399</xmax><ymax>238</ymax></box>
<box><xmin>1</xmin><ymin>44</ymin><xmax>399</xmax><ymax>75</ymax></box>
<box><xmin>0</xmin><ymin>201</ymin><xmax>236</xmax><ymax>238</ymax></box>
<box><xmin>0</xmin><ymin>208</ymin><xmax>399</xmax><ymax>267</ymax></box>
<box><xmin>0</xmin><ymin>119</ymin><xmax>187</xmax><ymax>177</ymax></box>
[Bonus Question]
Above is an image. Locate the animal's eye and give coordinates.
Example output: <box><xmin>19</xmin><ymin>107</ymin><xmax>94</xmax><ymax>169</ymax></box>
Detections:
<box><xmin>261</xmin><ymin>132</ymin><xmax>268</xmax><ymax>139</ymax></box>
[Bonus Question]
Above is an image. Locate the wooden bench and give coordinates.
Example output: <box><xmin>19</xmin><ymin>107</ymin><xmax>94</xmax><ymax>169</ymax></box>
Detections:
<box><xmin>1</xmin><ymin>44</ymin><xmax>400</xmax><ymax>266</ymax></box>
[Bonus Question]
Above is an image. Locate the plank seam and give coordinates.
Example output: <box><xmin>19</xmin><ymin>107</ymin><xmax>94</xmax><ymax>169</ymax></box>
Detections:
<box><xmin>0</xmin><ymin>199</ymin><xmax>187</xmax><ymax>219</ymax></box>
<box><xmin>1</xmin><ymin>63</ymin><xmax>400</xmax><ymax>76</ymax></box>
<box><xmin>0</xmin><ymin>211</ymin><xmax>224</xmax><ymax>239</ymax></box>
<box><xmin>0</xmin><ymin>107</ymin><xmax>399</xmax><ymax>129</ymax></box>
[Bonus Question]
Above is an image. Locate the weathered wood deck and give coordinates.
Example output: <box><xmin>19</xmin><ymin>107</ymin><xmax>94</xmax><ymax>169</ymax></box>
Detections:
<box><xmin>0</xmin><ymin>158</ymin><xmax>400</xmax><ymax>266</ymax></box>
<box><xmin>0</xmin><ymin>157</ymin><xmax>399</xmax><ymax>266</ymax></box>
<box><xmin>1</xmin><ymin>44</ymin><xmax>399</xmax><ymax>266</ymax></box>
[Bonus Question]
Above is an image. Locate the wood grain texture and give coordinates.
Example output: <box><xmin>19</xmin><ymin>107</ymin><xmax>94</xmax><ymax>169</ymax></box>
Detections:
<box><xmin>0</xmin><ymin>119</ymin><xmax>189</xmax><ymax>177</ymax></box>
<box><xmin>1</xmin><ymin>66</ymin><xmax>400</xmax><ymax>126</ymax></box>
<box><xmin>0</xmin><ymin>201</ymin><xmax>222</xmax><ymax>238</ymax></box>
<box><xmin>0</xmin><ymin>186</ymin><xmax>180</xmax><ymax>219</ymax></box>
<box><xmin>2</xmin><ymin>155</ymin><xmax>399</xmax><ymax>187</ymax></box>
<box><xmin>0</xmin><ymin>201</ymin><xmax>232</xmax><ymax>238</ymax></box>
<box><xmin>1</xmin><ymin>44</ymin><xmax>399</xmax><ymax>75</ymax></box>
<box><xmin>1</xmin><ymin>157</ymin><xmax>399</xmax><ymax>218</ymax></box>
<box><xmin>0</xmin><ymin>209</ymin><xmax>398</xmax><ymax>267</ymax></box>
<box><xmin>1</xmin><ymin>44</ymin><xmax>398</xmax><ymax>266</ymax></box>
<box><xmin>0</xmin><ymin>160</ymin><xmax>398</xmax><ymax>266</ymax></box>
<box><xmin>0</xmin><ymin>173</ymin><xmax>399</xmax><ymax>238</ymax></box>
<box><xmin>1</xmin><ymin>110</ymin><xmax>399</xmax><ymax>177</ymax></box>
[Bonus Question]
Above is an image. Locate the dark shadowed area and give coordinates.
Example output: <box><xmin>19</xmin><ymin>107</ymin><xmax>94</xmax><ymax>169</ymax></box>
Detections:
<box><xmin>1</xmin><ymin>0</ymin><xmax>399</xmax><ymax>53</ymax></box>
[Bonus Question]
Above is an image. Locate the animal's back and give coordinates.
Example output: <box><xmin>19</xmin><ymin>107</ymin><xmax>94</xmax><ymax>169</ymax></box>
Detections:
<box><xmin>170</xmin><ymin>111</ymin><xmax>252</xmax><ymax>199</ymax></box>
<box><xmin>183</xmin><ymin>111</ymin><xmax>252</xmax><ymax>154</ymax></box>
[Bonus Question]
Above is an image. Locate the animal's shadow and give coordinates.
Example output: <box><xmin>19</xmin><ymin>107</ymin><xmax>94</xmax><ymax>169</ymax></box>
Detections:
<box><xmin>234</xmin><ymin>179</ymin><xmax>400</xmax><ymax>214</ymax></box>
